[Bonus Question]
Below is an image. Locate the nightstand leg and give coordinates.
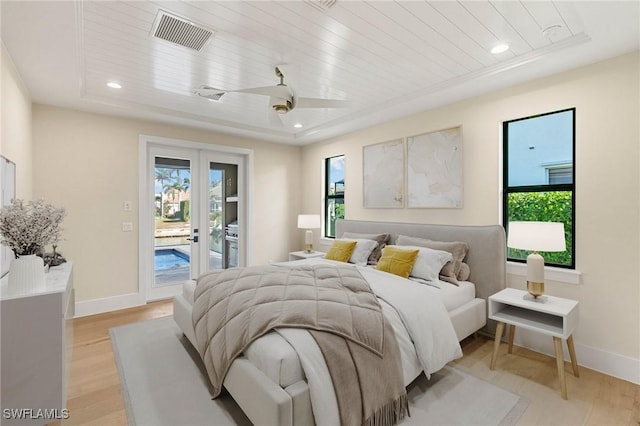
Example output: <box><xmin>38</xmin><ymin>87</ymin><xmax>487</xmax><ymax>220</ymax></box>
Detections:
<box><xmin>508</xmin><ymin>324</ymin><xmax>515</xmax><ymax>354</ymax></box>
<box><xmin>567</xmin><ymin>335</ymin><xmax>580</xmax><ymax>377</ymax></box>
<box><xmin>553</xmin><ymin>336</ymin><xmax>568</xmax><ymax>399</ymax></box>
<box><xmin>490</xmin><ymin>321</ymin><xmax>505</xmax><ymax>370</ymax></box>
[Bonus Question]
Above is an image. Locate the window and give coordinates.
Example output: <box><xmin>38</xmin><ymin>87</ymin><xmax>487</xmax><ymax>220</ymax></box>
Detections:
<box><xmin>547</xmin><ymin>165</ymin><xmax>572</xmax><ymax>184</ymax></box>
<box><xmin>325</xmin><ymin>155</ymin><xmax>345</xmax><ymax>238</ymax></box>
<box><xmin>503</xmin><ymin>108</ymin><xmax>575</xmax><ymax>268</ymax></box>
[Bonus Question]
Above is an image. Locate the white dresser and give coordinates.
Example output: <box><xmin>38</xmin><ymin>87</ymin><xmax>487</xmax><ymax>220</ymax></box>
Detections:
<box><xmin>1</xmin><ymin>262</ymin><xmax>74</xmax><ymax>425</ymax></box>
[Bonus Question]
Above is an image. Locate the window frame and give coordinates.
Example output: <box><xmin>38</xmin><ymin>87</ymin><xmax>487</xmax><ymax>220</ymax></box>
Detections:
<box><xmin>324</xmin><ymin>155</ymin><xmax>345</xmax><ymax>238</ymax></box>
<box><xmin>502</xmin><ymin>108</ymin><xmax>576</xmax><ymax>269</ymax></box>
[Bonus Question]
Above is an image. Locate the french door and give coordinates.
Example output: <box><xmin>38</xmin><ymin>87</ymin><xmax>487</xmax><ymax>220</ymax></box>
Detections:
<box><xmin>140</xmin><ymin>138</ymin><xmax>249</xmax><ymax>301</ymax></box>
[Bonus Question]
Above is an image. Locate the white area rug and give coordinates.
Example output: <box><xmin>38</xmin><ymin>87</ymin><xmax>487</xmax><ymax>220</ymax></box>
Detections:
<box><xmin>110</xmin><ymin>316</ymin><xmax>527</xmax><ymax>426</ymax></box>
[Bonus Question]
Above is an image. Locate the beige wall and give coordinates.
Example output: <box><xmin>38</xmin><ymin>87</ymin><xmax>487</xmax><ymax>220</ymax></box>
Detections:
<box><xmin>302</xmin><ymin>52</ymin><xmax>640</xmax><ymax>362</ymax></box>
<box><xmin>32</xmin><ymin>105</ymin><xmax>302</xmax><ymax>302</ymax></box>
<box><xmin>1</xmin><ymin>43</ymin><xmax>32</xmax><ymax>199</ymax></box>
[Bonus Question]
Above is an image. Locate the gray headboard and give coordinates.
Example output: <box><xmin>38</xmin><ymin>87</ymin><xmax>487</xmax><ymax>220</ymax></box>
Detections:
<box><xmin>335</xmin><ymin>219</ymin><xmax>506</xmax><ymax>302</ymax></box>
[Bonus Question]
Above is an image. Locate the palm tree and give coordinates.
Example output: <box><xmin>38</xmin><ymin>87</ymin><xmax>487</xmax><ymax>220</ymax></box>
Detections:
<box><xmin>163</xmin><ymin>182</ymin><xmax>180</xmax><ymax>216</ymax></box>
<box><xmin>172</xmin><ymin>170</ymin><xmax>189</xmax><ymax>206</ymax></box>
<box><xmin>164</xmin><ymin>176</ymin><xmax>191</xmax><ymax>218</ymax></box>
<box><xmin>155</xmin><ymin>168</ymin><xmax>175</xmax><ymax>218</ymax></box>
<box><xmin>171</xmin><ymin>178</ymin><xmax>190</xmax><ymax>205</ymax></box>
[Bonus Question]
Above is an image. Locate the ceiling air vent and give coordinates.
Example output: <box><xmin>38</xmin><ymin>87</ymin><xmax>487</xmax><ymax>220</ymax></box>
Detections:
<box><xmin>304</xmin><ymin>0</ymin><xmax>337</xmax><ymax>12</ymax></box>
<box><xmin>151</xmin><ymin>10</ymin><xmax>215</xmax><ymax>52</ymax></box>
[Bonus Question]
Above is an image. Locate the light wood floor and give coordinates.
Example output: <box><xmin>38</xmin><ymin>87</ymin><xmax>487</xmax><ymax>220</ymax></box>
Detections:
<box><xmin>65</xmin><ymin>300</ymin><xmax>639</xmax><ymax>426</ymax></box>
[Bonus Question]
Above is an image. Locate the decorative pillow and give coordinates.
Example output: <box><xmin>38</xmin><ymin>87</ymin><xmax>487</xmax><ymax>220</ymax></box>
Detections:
<box><xmin>324</xmin><ymin>240</ymin><xmax>357</xmax><ymax>262</ymax></box>
<box><xmin>457</xmin><ymin>262</ymin><xmax>471</xmax><ymax>281</ymax></box>
<box><xmin>344</xmin><ymin>239</ymin><xmax>379</xmax><ymax>266</ymax></box>
<box><xmin>396</xmin><ymin>235</ymin><xmax>469</xmax><ymax>279</ymax></box>
<box><xmin>341</xmin><ymin>232</ymin><xmax>391</xmax><ymax>264</ymax></box>
<box><xmin>399</xmin><ymin>245</ymin><xmax>453</xmax><ymax>282</ymax></box>
<box><xmin>375</xmin><ymin>246</ymin><xmax>419</xmax><ymax>278</ymax></box>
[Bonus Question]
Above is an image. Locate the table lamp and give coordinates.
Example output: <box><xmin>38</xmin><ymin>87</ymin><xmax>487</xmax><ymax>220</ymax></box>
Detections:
<box><xmin>507</xmin><ymin>221</ymin><xmax>566</xmax><ymax>301</ymax></box>
<box><xmin>297</xmin><ymin>214</ymin><xmax>321</xmax><ymax>253</ymax></box>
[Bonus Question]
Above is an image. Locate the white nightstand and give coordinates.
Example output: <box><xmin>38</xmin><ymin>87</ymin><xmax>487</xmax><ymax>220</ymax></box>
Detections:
<box><xmin>488</xmin><ymin>288</ymin><xmax>579</xmax><ymax>399</ymax></box>
<box><xmin>288</xmin><ymin>251</ymin><xmax>325</xmax><ymax>261</ymax></box>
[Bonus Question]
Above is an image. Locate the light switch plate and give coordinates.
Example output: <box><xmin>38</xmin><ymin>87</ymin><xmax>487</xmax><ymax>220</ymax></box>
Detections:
<box><xmin>123</xmin><ymin>201</ymin><xmax>133</xmax><ymax>211</ymax></box>
<box><xmin>122</xmin><ymin>222</ymin><xmax>133</xmax><ymax>232</ymax></box>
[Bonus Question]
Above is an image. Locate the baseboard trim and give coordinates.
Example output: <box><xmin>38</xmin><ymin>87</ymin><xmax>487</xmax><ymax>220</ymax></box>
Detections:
<box><xmin>513</xmin><ymin>330</ymin><xmax>640</xmax><ymax>385</ymax></box>
<box><xmin>74</xmin><ymin>292</ymin><xmax>146</xmax><ymax>318</ymax></box>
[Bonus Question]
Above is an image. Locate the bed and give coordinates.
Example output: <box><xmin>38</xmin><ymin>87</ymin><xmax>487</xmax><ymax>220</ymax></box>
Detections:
<box><xmin>173</xmin><ymin>219</ymin><xmax>506</xmax><ymax>425</ymax></box>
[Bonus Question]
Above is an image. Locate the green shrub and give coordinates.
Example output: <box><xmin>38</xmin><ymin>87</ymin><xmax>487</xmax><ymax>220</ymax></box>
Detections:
<box><xmin>507</xmin><ymin>191</ymin><xmax>573</xmax><ymax>266</ymax></box>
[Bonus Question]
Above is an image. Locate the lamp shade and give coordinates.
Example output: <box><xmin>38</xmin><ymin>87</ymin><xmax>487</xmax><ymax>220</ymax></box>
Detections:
<box><xmin>297</xmin><ymin>214</ymin><xmax>320</xmax><ymax>229</ymax></box>
<box><xmin>507</xmin><ymin>221</ymin><xmax>566</xmax><ymax>252</ymax></box>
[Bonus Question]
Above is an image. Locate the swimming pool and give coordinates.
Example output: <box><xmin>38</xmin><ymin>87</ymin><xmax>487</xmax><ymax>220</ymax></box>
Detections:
<box><xmin>155</xmin><ymin>249</ymin><xmax>190</xmax><ymax>270</ymax></box>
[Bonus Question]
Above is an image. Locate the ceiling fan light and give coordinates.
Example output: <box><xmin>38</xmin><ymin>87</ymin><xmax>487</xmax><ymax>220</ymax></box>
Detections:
<box><xmin>272</xmin><ymin>98</ymin><xmax>292</xmax><ymax>114</ymax></box>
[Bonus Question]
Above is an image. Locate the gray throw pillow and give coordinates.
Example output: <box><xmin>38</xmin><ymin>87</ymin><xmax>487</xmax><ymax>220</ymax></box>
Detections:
<box><xmin>396</xmin><ymin>234</ymin><xmax>469</xmax><ymax>279</ymax></box>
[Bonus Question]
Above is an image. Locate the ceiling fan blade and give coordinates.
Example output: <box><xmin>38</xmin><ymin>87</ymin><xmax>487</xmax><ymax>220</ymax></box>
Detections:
<box><xmin>195</xmin><ymin>85</ymin><xmax>292</xmax><ymax>99</ymax></box>
<box><xmin>193</xmin><ymin>86</ymin><xmax>226</xmax><ymax>101</ymax></box>
<box><xmin>235</xmin><ymin>85</ymin><xmax>292</xmax><ymax>99</ymax></box>
<box><xmin>195</xmin><ymin>87</ymin><xmax>226</xmax><ymax>95</ymax></box>
<box><xmin>296</xmin><ymin>97</ymin><xmax>352</xmax><ymax>109</ymax></box>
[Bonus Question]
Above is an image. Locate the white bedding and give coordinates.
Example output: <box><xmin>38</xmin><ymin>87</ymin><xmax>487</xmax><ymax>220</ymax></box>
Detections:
<box><xmin>356</xmin><ymin>265</ymin><xmax>463</xmax><ymax>376</ymax></box>
<box><xmin>267</xmin><ymin>259</ymin><xmax>462</xmax><ymax>425</ymax></box>
<box><xmin>181</xmin><ymin>258</ymin><xmax>472</xmax><ymax>392</ymax></box>
<box><xmin>437</xmin><ymin>280</ymin><xmax>476</xmax><ymax>311</ymax></box>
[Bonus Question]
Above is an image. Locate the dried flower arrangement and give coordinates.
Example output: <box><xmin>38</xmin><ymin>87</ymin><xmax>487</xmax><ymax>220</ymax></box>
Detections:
<box><xmin>0</xmin><ymin>199</ymin><xmax>66</xmax><ymax>258</ymax></box>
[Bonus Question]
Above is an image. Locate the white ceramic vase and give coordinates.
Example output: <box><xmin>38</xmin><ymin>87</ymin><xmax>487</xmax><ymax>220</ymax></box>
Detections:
<box><xmin>8</xmin><ymin>254</ymin><xmax>46</xmax><ymax>294</ymax></box>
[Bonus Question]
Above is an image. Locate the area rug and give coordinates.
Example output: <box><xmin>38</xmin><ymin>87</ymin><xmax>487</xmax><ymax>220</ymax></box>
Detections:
<box><xmin>110</xmin><ymin>316</ymin><xmax>528</xmax><ymax>426</ymax></box>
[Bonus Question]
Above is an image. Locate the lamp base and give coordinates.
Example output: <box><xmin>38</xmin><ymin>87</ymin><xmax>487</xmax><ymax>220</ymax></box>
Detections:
<box><xmin>523</xmin><ymin>293</ymin><xmax>548</xmax><ymax>303</ymax></box>
<box><xmin>527</xmin><ymin>281</ymin><xmax>544</xmax><ymax>297</ymax></box>
<box><xmin>304</xmin><ymin>229</ymin><xmax>314</xmax><ymax>253</ymax></box>
<box><xmin>524</xmin><ymin>281</ymin><xmax>546</xmax><ymax>302</ymax></box>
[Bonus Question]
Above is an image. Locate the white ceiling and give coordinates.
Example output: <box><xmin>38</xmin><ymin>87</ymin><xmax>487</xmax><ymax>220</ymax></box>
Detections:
<box><xmin>2</xmin><ymin>1</ymin><xmax>638</xmax><ymax>145</ymax></box>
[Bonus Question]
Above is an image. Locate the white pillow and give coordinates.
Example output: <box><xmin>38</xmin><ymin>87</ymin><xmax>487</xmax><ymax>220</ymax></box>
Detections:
<box><xmin>398</xmin><ymin>245</ymin><xmax>453</xmax><ymax>282</ymax></box>
<box><xmin>342</xmin><ymin>239</ymin><xmax>379</xmax><ymax>266</ymax></box>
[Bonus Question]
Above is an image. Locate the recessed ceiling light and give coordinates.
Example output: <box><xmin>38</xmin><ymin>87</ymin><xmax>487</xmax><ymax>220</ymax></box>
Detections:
<box><xmin>293</xmin><ymin>123</ymin><xmax>303</xmax><ymax>128</ymax></box>
<box><xmin>107</xmin><ymin>81</ymin><xmax>122</xmax><ymax>89</ymax></box>
<box><xmin>491</xmin><ymin>43</ymin><xmax>510</xmax><ymax>54</ymax></box>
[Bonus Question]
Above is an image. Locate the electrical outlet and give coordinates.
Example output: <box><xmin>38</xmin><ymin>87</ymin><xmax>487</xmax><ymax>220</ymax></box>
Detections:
<box><xmin>122</xmin><ymin>222</ymin><xmax>133</xmax><ymax>232</ymax></box>
<box><xmin>123</xmin><ymin>201</ymin><xmax>133</xmax><ymax>211</ymax></box>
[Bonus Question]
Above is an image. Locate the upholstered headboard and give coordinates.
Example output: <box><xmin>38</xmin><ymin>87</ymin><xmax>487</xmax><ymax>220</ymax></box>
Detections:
<box><xmin>335</xmin><ymin>219</ymin><xmax>506</xmax><ymax>302</ymax></box>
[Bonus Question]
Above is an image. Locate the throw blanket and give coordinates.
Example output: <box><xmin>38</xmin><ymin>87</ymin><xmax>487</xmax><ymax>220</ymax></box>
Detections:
<box><xmin>192</xmin><ymin>264</ymin><xmax>409</xmax><ymax>425</ymax></box>
<box><xmin>309</xmin><ymin>322</ymin><xmax>408</xmax><ymax>426</ymax></box>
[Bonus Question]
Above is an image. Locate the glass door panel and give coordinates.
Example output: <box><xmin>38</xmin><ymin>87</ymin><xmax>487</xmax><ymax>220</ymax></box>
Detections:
<box><xmin>208</xmin><ymin>168</ymin><xmax>223</xmax><ymax>270</ymax></box>
<box><xmin>145</xmin><ymin>144</ymin><xmax>200</xmax><ymax>303</ymax></box>
<box><xmin>208</xmin><ymin>162</ymin><xmax>239</xmax><ymax>270</ymax></box>
<box><xmin>154</xmin><ymin>156</ymin><xmax>193</xmax><ymax>287</ymax></box>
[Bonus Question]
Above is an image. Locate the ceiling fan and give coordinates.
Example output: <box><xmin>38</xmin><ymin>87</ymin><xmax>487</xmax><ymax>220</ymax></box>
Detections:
<box><xmin>194</xmin><ymin>66</ymin><xmax>351</xmax><ymax>123</ymax></box>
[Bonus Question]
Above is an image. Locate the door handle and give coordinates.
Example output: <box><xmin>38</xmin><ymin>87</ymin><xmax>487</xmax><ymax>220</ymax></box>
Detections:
<box><xmin>187</xmin><ymin>236</ymin><xmax>199</xmax><ymax>243</ymax></box>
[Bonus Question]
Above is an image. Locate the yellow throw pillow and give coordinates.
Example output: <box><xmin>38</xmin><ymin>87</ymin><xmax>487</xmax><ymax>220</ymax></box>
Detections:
<box><xmin>375</xmin><ymin>246</ymin><xmax>420</xmax><ymax>278</ymax></box>
<box><xmin>324</xmin><ymin>240</ymin><xmax>358</xmax><ymax>262</ymax></box>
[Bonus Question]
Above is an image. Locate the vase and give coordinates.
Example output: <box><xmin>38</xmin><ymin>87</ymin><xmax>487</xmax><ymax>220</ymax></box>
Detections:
<box><xmin>8</xmin><ymin>254</ymin><xmax>46</xmax><ymax>294</ymax></box>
